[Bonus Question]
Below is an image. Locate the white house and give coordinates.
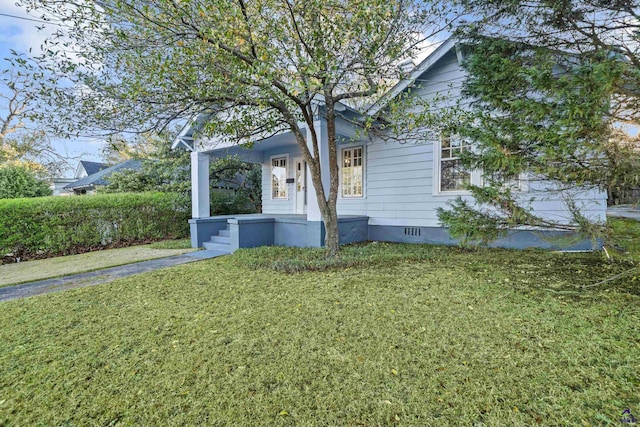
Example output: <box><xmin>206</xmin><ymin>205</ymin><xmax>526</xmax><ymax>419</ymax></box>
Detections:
<box><xmin>174</xmin><ymin>38</ymin><xmax>607</xmax><ymax>253</ymax></box>
<box><xmin>63</xmin><ymin>160</ymin><xmax>142</xmax><ymax>195</ymax></box>
<box><xmin>49</xmin><ymin>161</ymin><xmax>108</xmax><ymax>196</ymax></box>
<box><xmin>49</xmin><ymin>178</ymin><xmax>76</xmax><ymax>196</ymax></box>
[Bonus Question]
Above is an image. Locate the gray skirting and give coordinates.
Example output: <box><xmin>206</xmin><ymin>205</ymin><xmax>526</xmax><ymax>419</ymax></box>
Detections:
<box><xmin>190</xmin><ymin>216</ymin><xmax>597</xmax><ymax>251</ymax></box>
<box><xmin>368</xmin><ymin>225</ymin><xmax>598</xmax><ymax>251</ymax></box>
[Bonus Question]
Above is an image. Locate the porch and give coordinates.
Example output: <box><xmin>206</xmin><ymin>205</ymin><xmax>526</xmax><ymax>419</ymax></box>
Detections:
<box><xmin>183</xmin><ymin>112</ymin><xmax>369</xmax><ymax>251</ymax></box>
<box><xmin>189</xmin><ymin>214</ymin><xmax>369</xmax><ymax>253</ymax></box>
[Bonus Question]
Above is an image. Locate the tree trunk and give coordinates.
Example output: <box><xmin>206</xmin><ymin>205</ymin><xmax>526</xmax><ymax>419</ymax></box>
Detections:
<box><xmin>323</xmin><ymin>97</ymin><xmax>341</xmax><ymax>257</ymax></box>
<box><xmin>288</xmin><ymin>97</ymin><xmax>341</xmax><ymax>257</ymax></box>
<box><xmin>304</xmin><ymin>146</ymin><xmax>340</xmax><ymax>258</ymax></box>
<box><xmin>323</xmin><ymin>207</ymin><xmax>340</xmax><ymax>257</ymax></box>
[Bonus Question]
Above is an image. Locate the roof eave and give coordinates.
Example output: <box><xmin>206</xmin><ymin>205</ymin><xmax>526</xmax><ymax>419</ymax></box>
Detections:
<box><xmin>366</xmin><ymin>37</ymin><xmax>459</xmax><ymax>117</ymax></box>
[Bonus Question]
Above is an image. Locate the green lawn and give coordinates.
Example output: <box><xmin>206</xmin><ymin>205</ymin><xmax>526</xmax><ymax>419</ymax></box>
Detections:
<box><xmin>607</xmin><ymin>217</ymin><xmax>640</xmax><ymax>263</ymax></box>
<box><xmin>1</xmin><ymin>239</ymin><xmax>639</xmax><ymax>425</ymax></box>
<box><xmin>0</xmin><ymin>239</ymin><xmax>194</xmax><ymax>288</ymax></box>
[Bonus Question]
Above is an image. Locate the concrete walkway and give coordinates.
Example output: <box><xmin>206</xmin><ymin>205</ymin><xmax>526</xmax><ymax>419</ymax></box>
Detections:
<box><xmin>0</xmin><ymin>250</ymin><xmax>228</xmax><ymax>303</ymax></box>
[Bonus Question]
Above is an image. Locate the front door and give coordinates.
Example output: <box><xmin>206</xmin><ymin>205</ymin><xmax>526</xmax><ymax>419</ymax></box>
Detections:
<box><xmin>295</xmin><ymin>158</ymin><xmax>307</xmax><ymax>214</ymax></box>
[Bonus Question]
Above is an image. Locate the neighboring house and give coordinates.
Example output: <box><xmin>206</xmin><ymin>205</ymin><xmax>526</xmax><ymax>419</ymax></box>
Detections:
<box><xmin>49</xmin><ymin>178</ymin><xmax>76</xmax><ymax>196</ymax></box>
<box><xmin>49</xmin><ymin>161</ymin><xmax>108</xmax><ymax>196</ymax></box>
<box><xmin>174</xmin><ymin>38</ymin><xmax>607</xmax><ymax>253</ymax></box>
<box><xmin>75</xmin><ymin>160</ymin><xmax>109</xmax><ymax>180</ymax></box>
<box><xmin>64</xmin><ymin>159</ymin><xmax>143</xmax><ymax>195</ymax></box>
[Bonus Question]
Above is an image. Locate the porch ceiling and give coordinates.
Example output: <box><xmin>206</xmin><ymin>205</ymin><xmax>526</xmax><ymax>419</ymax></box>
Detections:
<box><xmin>203</xmin><ymin>130</ymin><xmax>298</xmax><ymax>162</ymax></box>
<box><xmin>204</xmin><ymin>133</ymin><xmax>364</xmax><ymax>160</ymax></box>
<box><xmin>202</xmin><ymin>115</ymin><xmax>364</xmax><ymax>162</ymax></box>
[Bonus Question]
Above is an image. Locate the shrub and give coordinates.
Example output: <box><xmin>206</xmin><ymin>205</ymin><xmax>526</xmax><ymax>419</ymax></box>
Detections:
<box><xmin>210</xmin><ymin>190</ymin><xmax>259</xmax><ymax>215</ymax></box>
<box><xmin>0</xmin><ymin>165</ymin><xmax>51</xmax><ymax>199</ymax></box>
<box><xmin>0</xmin><ymin>192</ymin><xmax>189</xmax><ymax>262</ymax></box>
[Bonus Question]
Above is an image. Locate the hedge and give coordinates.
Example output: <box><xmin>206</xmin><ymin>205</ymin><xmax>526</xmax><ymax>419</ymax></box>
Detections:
<box><xmin>0</xmin><ymin>192</ymin><xmax>190</xmax><ymax>262</ymax></box>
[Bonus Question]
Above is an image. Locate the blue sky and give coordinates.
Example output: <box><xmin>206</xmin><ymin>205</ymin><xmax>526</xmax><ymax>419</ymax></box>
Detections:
<box><xmin>0</xmin><ymin>0</ymin><xmax>104</xmax><ymax>176</ymax></box>
<box><xmin>0</xmin><ymin>1</ymin><xmax>453</xmax><ymax>178</ymax></box>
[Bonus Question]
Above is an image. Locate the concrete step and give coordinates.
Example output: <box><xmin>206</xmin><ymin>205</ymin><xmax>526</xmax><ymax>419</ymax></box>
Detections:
<box><xmin>218</xmin><ymin>229</ymin><xmax>230</xmax><ymax>237</ymax></box>
<box><xmin>211</xmin><ymin>235</ymin><xmax>231</xmax><ymax>244</ymax></box>
<box><xmin>203</xmin><ymin>241</ymin><xmax>231</xmax><ymax>252</ymax></box>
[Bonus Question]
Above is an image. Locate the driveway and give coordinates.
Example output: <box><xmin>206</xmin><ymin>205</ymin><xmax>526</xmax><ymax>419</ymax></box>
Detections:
<box><xmin>608</xmin><ymin>205</ymin><xmax>640</xmax><ymax>221</ymax></box>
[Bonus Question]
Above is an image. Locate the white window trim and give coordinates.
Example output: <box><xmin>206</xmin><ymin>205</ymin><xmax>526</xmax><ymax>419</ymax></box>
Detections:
<box><xmin>433</xmin><ymin>137</ymin><xmax>529</xmax><ymax>196</ymax></box>
<box><xmin>338</xmin><ymin>145</ymin><xmax>366</xmax><ymax>199</ymax></box>
<box><xmin>480</xmin><ymin>171</ymin><xmax>528</xmax><ymax>193</ymax></box>
<box><xmin>432</xmin><ymin>137</ymin><xmax>480</xmax><ymax>196</ymax></box>
<box><xmin>270</xmin><ymin>154</ymin><xmax>290</xmax><ymax>200</ymax></box>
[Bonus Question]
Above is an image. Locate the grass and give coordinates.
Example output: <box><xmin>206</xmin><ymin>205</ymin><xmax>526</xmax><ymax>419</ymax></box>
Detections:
<box><xmin>148</xmin><ymin>239</ymin><xmax>192</xmax><ymax>250</ymax></box>
<box><xmin>236</xmin><ymin>220</ymin><xmax>640</xmax><ymax>294</ymax></box>
<box><xmin>0</xmin><ymin>241</ymin><xmax>196</xmax><ymax>288</ymax></box>
<box><xmin>607</xmin><ymin>217</ymin><xmax>640</xmax><ymax>262</ymax></box>
<box><xmin>1</xmin><ymin>241</ymin><xmax>639</xmax><ymax>425</ymax></box>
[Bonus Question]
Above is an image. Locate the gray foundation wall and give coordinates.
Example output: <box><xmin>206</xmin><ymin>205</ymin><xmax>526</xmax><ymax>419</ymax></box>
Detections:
<box><xmin>230</xmin><ymin>218</ymin><xmax>275</xmax><ymax>251</ymax></box>
<box><xmin>190</xmin><ymin>216</ymin><xmax>369</xmax><ymax>250</ymax></box>
<box><xmin>191</xmin><ymin>217</ymin><xmax>597</xmax><ymax>251</ymax></box>
<box><xmin>368</xmin><ymin>225</ymin><xmax>598</xmax><ymax>251</ymax></box>
<box><xmin>339</xmin><ymin>217</ymin><xmax>370</xmax><ymax>245</ymax></box>
<box><xmin>189</xmin><ymin>217</ymin><xmax>232</xmax><ymax>248</ymax></box>
<box><xmin>275</xmin><ymin>218</ymin><xmax>309</xmax><ymax>247</ymax></box>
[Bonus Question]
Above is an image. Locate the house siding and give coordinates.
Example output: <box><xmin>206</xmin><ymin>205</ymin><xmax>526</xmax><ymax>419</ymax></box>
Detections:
<box><xmin>191</xmin><ymin>43</ymin><xmax>606</xmax><ymax>249</ymax></box>
<box><xmin>261</xmin><ymin>146</ymin><xmax>302</xmax><ymax>215</ymax></box>
<box><xmin>340</xmin><ymin>49</ymin><xmax>607</xmax><ymax>227</ymax></box>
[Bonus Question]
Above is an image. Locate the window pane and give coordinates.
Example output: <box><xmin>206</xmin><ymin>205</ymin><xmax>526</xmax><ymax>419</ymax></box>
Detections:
<box><xmin>354</xmin><ymin>165</ymin><xmax>362</xmax><ymax>195</ymax></box>
<box><xmin>441</xmin><ymin>158</ymin><xmax>470</xmax><ymax>191</ymax></box>
<box><xmin>272</xmin><ymin>157</ymin><xmax>287</xmax><ymax>198</ymax></box>
<box><xmin>485</xmin><ymin>171</ymin><xmax>520</xmax><ymax>190</ymax></box>
<box><xmin>341</xmin><ymin>147</ymin><xmax>363</xmax><ymax>197</ymax></box>
<box><xmin>441</xmin><ymin>134</ymin><xmax>471</xmax><ymax>158</ymax></box>
<box><xmin>343</xmin><ymin>149</ymin><xmax>352</xmax><ymax>167</ymax></box>
<box><xmin>440</xmin><ymin>133</ymin><xmax>472</xmax><ymax>192</ymax></box>
<box><xmin>353</xmin><ymin>148</ymin><xmax>362</xmax><ymax>167</ymax></box>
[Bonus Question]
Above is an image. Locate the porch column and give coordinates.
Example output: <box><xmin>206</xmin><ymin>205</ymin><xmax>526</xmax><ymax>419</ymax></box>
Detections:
<box><xmin>305</xmin><ymin>117</ymin><xmax>329</xmax><ymax>222</ymax></box>
<box><xmin>304</xmin><ymin>117</ymin><xmax>330</xmax><ymax>247</ymax></box>
<box><xmin>191</xmin><ymin>151</ymin><xmax>210</xmax><ymax>218</ymax></box>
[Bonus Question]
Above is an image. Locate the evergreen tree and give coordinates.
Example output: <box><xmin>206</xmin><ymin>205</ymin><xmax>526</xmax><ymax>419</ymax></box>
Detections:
<box><xmin>437</xmin><ymin>1</ymin><xmax>640</xmax><ymax>245</ymax></box>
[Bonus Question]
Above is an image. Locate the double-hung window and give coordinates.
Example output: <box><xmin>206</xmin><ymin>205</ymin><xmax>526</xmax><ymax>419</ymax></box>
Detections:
<box><xmin>439</xmin><ymin>135</ymin><xmax>471</xmax><ymax>192</ymax></box>
<box><xmin>436</xmin><ymin>135</ymin><xmax>523</xmax><ymax>194</ymax></box>
<box><xmin>341</xmin><ymin>146</ymin><xmax>363</xmax><ymax>198</ymax></box>
<box><xmin>271</xmin><ymin>156</ymin><xmax>287</xmax><ymax>199</ymax></box>
<box><xmin>483</xmin><ymin>171</ymin><xmax>522</xmax><ymax>191</ymax></box>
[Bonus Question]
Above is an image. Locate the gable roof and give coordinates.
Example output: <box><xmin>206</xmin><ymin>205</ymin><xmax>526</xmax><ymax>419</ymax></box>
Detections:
<box><xmin>171</xmin><ymin>112</ymin><xmax>216</xmax><ymax>151</ymax></box>
<box><xmin>65</xmin><ymin>159</ymin><xmax>143</xmax><ymax>190</ymax></box>
<box><xmin>366</xmin><ymin>37</ymin><xmax>459</xmax><ymax>117</ymax></box>
<box><xmin>172</xmin><ymin>38</ymin><xmax>460</xmax><ymax>150</ymax></box>
<box><xmin>79</xmin><ymin>160</ymin><xmax>108</xmax><ymax>176</ymax></box>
